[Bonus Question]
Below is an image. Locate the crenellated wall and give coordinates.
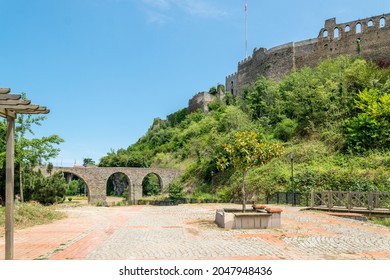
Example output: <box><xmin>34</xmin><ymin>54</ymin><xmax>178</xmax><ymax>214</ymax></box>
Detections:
<box><xmin>226</xmin><ymin>13</ymin><xmax>390</xmax><ymax>95</ymax></box>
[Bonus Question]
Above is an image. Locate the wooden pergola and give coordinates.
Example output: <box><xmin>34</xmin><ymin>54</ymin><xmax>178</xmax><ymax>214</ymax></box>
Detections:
<box><xmin>0</xmin><ymin>87</ymin><xmax>49</xmax><ymax>260</ymax></box>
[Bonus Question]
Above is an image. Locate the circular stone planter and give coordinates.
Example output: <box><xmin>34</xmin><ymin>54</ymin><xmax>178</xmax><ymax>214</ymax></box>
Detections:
<box><xmin>215</xmin><ymin>207</ymin><xmax>282</xmax><ymax>229</ymax></box>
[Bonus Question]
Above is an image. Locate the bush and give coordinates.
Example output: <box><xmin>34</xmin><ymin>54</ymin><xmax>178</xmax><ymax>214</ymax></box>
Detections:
<box><xmin>23</xmin><ymin>171</ymin><xmax>67</xmax><ymax>205</ymax></box>
<box><xmin>274</xmin><ymin>118</ymin><xmax>298</xmax><ymax>141</ymax></box>
<box><xmin>168</xmin><ymin>181</ymin><xmax>184</xmax><ymax>201</ymax></box>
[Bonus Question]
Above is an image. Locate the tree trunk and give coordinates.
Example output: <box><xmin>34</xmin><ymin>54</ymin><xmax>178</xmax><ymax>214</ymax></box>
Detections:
<box><xmin>241</xmin><ymin>170</ymin><xmax>247</xmax><ymax>212</ymax></box>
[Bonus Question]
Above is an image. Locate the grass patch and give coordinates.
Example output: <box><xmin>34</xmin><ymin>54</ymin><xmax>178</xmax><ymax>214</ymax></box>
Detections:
<box><xmin>66</xmin><ymin>196</ymin><xmax>88</xmax><ymax>201</ymax></box>
<box><xmin>0</xmin><ymin>201</ymin><xmax>67</xmax><ymax>235</ymax></box>
<box><xmin>368</xmin><ymin>217</ymin><xmax>390</xmax><ymax>227</ymax></box>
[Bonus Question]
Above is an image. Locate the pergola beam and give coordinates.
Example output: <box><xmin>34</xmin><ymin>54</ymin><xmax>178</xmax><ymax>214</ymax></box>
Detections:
<box><xmin>0</xmin><ymin>109</ymin><xmax>16</xmax><ymax>119</ymax></box>
<box><xmin>0</xmin><ymin>88</ymin><xmax>11</xmax><ymax>94</ymax></box>
<box><xmin>0</xmin><ymin>100</ymin><xmax>31</xmax><ymax>106</ymax></box>
<box><xmin>0</xmin><ymin>94</ymin><xmax>21</xmax><ymax>100</ymax></box>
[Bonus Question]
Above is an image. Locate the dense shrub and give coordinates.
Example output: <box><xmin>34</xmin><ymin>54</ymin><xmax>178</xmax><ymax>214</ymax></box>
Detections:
<box><xmin>168</xmin><ymin>181</ymin><xmax>184</xmax><ymax>201</ymax></box>
<box><xmin>23</xmin><ymin>171</ymin><xmax>67</xmax><ymax>205</ymax></box>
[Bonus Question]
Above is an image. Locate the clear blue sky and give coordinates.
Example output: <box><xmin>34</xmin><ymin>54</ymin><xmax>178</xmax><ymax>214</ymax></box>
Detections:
<box><xmin>1</xmin><ymin>0</ymin><xmax>388</xmax><ymax>167</ymax></box>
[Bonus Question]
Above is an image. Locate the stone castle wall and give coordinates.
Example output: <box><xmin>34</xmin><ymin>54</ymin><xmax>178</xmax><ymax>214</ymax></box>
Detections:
<box><xmin>188</xmin><ymin>91</ymin><xmax>217</xmax><ymax>113</ymax></box>
<box><xmin>226</xmin><ymin>13</ymin><xmax>390</xmax><ymax>94</ymax></box>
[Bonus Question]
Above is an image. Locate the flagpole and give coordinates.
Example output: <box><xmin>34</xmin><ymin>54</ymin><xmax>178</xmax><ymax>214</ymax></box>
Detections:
<box><xmin>245</xmin><ymin>1</ymin><xmax>248</xmax><ymax>58</ymax></box>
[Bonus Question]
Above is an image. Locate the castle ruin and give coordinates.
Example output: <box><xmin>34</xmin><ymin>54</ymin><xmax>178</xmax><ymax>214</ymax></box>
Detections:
<box><xmin>226</xmin><ymin>13</ymin><xmax>390</xmax><ymax>95</ymax></box>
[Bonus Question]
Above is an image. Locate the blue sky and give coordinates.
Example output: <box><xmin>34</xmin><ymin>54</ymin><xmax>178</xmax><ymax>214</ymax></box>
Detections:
<box><xmin>1</xmin><ymin>0</ymin><xmax>389</xmax><ymax>166</ymax></box>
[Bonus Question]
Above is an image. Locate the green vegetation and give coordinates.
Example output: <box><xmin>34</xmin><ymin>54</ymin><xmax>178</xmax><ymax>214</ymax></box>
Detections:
<box><xmin>142</xmin><ymin>173</ymin><xmax>162</xmax><ymax>196</ymax></box>
<box><xmin>99</xmin><ymin>56</ymin><xmax>389</xmax><ymax>202</ymax></box>
<box><xmin>368</xmin><ymin>217</ymin><xmax>390</xmax><ymax>227</ymax></box>
<box><xmin>217</xmin><ymin>131</ymin><xmax>284</xmax><ymax>211</ymax></box>
<box><xmin>22</xmin><ymin>170</ymin><xmax>67</xmax><ymax>205</ymax></box>
<box><xmin>0</xmin><ymin>202</ymin><xmax>66</xmax><ymax>234</ymax></box>
<box><xmin>0</xmin><ymin>101</ymin><xmax>64</xmax><ymax>205</ymax></box>
<box><xmin>167</xmin><ymin>180</ymin><xmax>184</xmax><ymax>201</ymax></box>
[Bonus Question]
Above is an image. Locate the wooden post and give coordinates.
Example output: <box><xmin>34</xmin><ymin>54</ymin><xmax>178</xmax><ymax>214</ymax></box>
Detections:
<box><xmin>338</xmin><ymin>191</ymin><xmax>342</xmax><ymax>207</ymax></box>
<box><xmin>310</xmin><ymin>189</ymin><xmax>314</xmax><ymax>208</ymax></box>
<box><xmin>347</xmin><ymin>191</ymin><xmax>352</xmax><ymax>211</ymax></box>
<box><xmin>328</xmin><ymin>191</ymin><xmax>332</xmax><ymax>209</ymax></box>
<box><xmin>5</xmin><ymin>115</ymin><xmax>15</xmax><ymax>260</ymax></box>
<box><xmin>368</xmin><ymin>192</ymin><xmax>373</xmax><ymax>212</ymax></box>
<box><xmin>373</xmin><ymin>193</ymin><xmax>379</xmax><ymax>209</ymax></box>
<box><xmin>321</xmin><ymin>192</ymin><xmax>325</xmax><ymax>207</ymax></box>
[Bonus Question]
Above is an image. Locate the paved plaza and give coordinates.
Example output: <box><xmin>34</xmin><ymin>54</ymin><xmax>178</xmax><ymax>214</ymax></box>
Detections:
<box><xmin>1</xmin><ymin>204</ymin><xmax>389</xmax><ymax>260</ymax></box>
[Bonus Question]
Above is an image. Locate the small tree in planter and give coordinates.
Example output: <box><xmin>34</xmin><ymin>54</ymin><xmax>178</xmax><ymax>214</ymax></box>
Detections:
<box><xmin>216</xmin><ymin>131</ymin><xmax>283</xmax><ymax>212</ymax></box>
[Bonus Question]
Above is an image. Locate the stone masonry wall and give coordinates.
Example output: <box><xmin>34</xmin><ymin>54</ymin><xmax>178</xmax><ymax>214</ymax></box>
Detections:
<box><xmin>188</xmin><ymin>91</ymin><xmax>217</xmax><ymax>113</ymax></box>
<box><xmin>226</xmin><ymin>13</ymin><xmax>390</xmax><ymax>94</ymax></box>
<box><xmin>37</xmin><ymin>166</ymin><xmax>183</xmax><ymax>204</ymax></box>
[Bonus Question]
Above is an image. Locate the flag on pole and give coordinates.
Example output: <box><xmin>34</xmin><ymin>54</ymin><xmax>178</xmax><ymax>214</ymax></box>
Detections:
<box><xmin>245</xmin><ymin>2</ymin><xmax>248</xmax><ymax>58</ymax></box>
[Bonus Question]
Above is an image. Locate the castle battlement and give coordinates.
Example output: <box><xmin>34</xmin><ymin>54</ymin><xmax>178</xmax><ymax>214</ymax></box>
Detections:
<box><xmin>226</xmin><ymin>12</ymin><xmax>390</xmax><ymax>95</ymax></box>
<box><xmin>225</xmin><ymin>72</ymin><xmax>237</xmax><ymax>79</ymax></box>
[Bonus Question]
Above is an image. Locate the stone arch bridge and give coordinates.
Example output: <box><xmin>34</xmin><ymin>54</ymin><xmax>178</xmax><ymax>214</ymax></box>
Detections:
<box><xmin>36</xmin><ymin>166</ymin><xmax>183</xmax><ymax>204</ymax></box>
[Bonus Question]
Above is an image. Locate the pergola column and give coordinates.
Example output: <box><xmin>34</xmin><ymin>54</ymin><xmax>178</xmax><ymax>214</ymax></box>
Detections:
<box><xmin>5</xmin><ymin>115</ymin><xmax>15</xmax><ymax>260</ymax></box>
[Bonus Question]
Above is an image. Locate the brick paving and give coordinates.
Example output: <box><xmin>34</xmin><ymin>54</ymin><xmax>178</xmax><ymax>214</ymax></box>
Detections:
<box><xmin>0</xmin><ymin>204</ymin><xmax>389</xmax><ymax>260</ymax></box>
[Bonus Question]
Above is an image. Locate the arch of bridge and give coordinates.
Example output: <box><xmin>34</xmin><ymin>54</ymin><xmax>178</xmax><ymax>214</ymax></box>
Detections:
<box><xmin>37</xmin><ymin>166</ymin><xmax>183</xmax><ymax>204</ymax></box>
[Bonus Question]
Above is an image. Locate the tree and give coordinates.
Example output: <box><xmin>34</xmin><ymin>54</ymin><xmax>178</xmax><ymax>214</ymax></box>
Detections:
<box><xmin>168</xmin><ymin>181</ymin><xmax>184</xmax><ymax>201</ymax></box>
<box><xmin>66</xmin><ymin>180</ymin><xmax>79</xmax><ymax>196</ymax></box>
<box><xmin>345</xmin><ymin>89</ymin><xmax>390</xmax><ymax>151</ymax></box>
<box><xmin>15</xmin><ymin>112</ymin><xmax>63</xmax><ymax>202</ymax></box>
<box><xmin>216</xmin><ymin>131</ymin><xmax>284</xmax><ymax>212</ymax></box>
<box><xmin>23</xmin><ymin>170</ymin><xmax>67</xmax><ymax>204</ymax></box>
<box><xmin>142</xmin><ymin>173</ymin><xmax>161</xmax><ymax>196</ymax></box>
<box><xmin>46</xmin><ymin>162</ymin><xmax>54</xmax><ymax>175</ymax></box>
<box><xmin>242</xmin><ymin>77</ymin><xmax>275</xmax><ymax>120</ymax></box>
<box><xmin>0</xmin><ymin>99</ymin><xmax>63</xmax><ymax>202</ymax></box>
<box><xmin>83</xmin><ymin>158</ymin><xmax>96</xmax><ymax>167</ymax></box>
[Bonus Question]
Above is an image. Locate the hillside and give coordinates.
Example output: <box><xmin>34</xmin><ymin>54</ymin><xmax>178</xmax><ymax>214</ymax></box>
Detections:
<box><xmin>99</xmin><ymin>56</ymin><xmax>390</xmax><ymax>202</ymax></box>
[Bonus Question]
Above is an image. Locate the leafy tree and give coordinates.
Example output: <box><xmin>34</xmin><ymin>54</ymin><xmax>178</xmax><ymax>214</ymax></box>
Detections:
<box><xmin>218</xmin><ymin>106</ymin><xmax>252</xmax><ymax>133</ymax></box>
<box><xmin>209</xmin><ymin>86</ymin><xmax>217</xmax><ymax>95</ymax></box>
<box><xmin>0</xmin><ymin>96</ymin><xmax>63</xmax><ymax>202</ymax></box>
<box><xmin>345</xmin><ymin>89</ymin><xmax>390</xmax><ymax>150</ymax></box>
<box><xmin>167</xmin><ymin>108</ymin><xmax>189</xmax><ymax>127</ymax></box>
<box><xmin>83</xmin><ymin>158</ymin><xmax>96</xmax><ymax>167</ymax></box>
<box><xmin>168</xmin><ymin>181</ymin><xmax>184</xmax><ymax>201</ymax></box>
<box><xmin>274</xmin><ymin>118</ymin><xmax>298</xmax><ymax>141</ymax></box>
<box><xmin>216</xmin><ymin>131</ymin><xmax>284</xmax><ymax>212</ymax></box>
<box><xmin>23</xmin><ymin>170</ymin><xmax>66</xmax><ymax>204</ymax></box>
<box><xmin>66</xmin><ymin>180</ymin><xmax>79</xmax><ymax>196</ymax></box>
<box><xmin>46</xmin><ymin>162</ymin><xmax>54</xmax><ymax>175</ymax></box>
<box><xmin>142</xmin><ymin>173</ymin><xmax>161</xmax><ymax>196</ymax></box>
<box><xmin>224</xmin><ymin>91</ymin><xmax>236</xmax><ymax>106</ymax></box>
<box><xmin>242</xmin><ymin>77</ymin><xmax>275</xmax><ymax>120</ymax></box>
<box><xmin>15</xmin><ymin>113</ymin><xmax>63</xmax><ymax>202</ymax></box>
<box><xmin>99</xmin><ymin>150</ymin><xmax>150</xmax><ymax>168</ymax></box>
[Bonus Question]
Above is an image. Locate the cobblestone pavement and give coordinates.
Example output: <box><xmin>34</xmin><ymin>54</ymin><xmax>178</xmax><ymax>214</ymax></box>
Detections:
<box><xmin>0</xmin><ymin>204</ymin><xmax>389</xmax><ymax>260</ymax></box>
